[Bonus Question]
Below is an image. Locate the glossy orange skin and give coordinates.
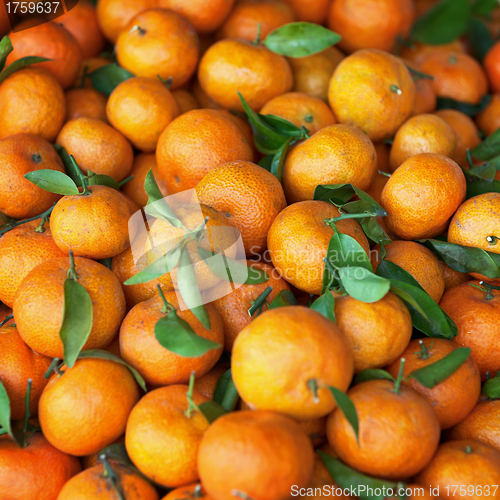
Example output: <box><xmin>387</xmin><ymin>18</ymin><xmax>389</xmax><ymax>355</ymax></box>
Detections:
<box><xmin>440</xmin><ymin>281</ymin><xmax>500</xmax><ymax>380</ymax></box>
<box><xmin>56</xmin><ymin>117</ymin><xmax>133</xmax><ymax>183</ymax></box>
<box><xmin>387</xmin><ymin>338</ymin><xmax>481</xmax><ymax>429</ymax></box>
<box><xmin>389</xmin><ymin>114</ymin><xmax>456</xmax><ymax>172</ymax></box>
<box><xmin>329</xmin><ymin>49</ymin><xmax>416</xmax><ymax>142</ymax></box>
<box><xmin>281</xmin><ymin>0</ymin><xmax>329</xmax><ymax>23</ymax></box>
<box><xmin>120</xmin><ymin>292</ymin><xmax>223</xmax><ymax>387</ymax></box>
<box><xmin>334</xmin><ymin>292</ymin><xmax>412</xmax><ymax>374</ymax></box>
<box><xmin>6</xmin><ymin>22</ymin><xmax>82</xmax><ymax>90</ymax></box>
<box><xmin>172</xmin><ymin>89</ymin><xmax>200</xmax><ymax>114</ymax></box>
<box><xmin>39</xmin><ymin>358</ymin><xmax>140</xmax><ymax>456</ymax></box>
<box><xmin>126</xmin><ymin>385</ymin><xmax>210</xmax><ymax>487</ymax></box>
<box><xmin>448</xmin><ymin>396</ymin><xmax>500</xmax><ymax>452</ymax></box>
<box><xmin>50</xmin><ymin>185</ymin><xmax>134</xmax><ymax>259</ymax></box>
<box><xmin>288</xmin><ymin>47</ymin><xmax>344</xmax><ymax>102</ymax></box>
<box><xmin>436</xmin><ymin>260</ymin><xmax>472</xmax><ymax>291</ymax></box>
<box><xmin>0</xmin><ymin>220</ymin><xmax>65</xmax><ymax>307</ymax></box>
<box><xmin>198</xmin><ymin>39</ymin><xmax>293</xmax><ymax>112</ymax></box>
<box><xmin>435</xmin><ymin>109</ymin><xmax>481</xmax><ymax>166</ymax></box>
<box><xmin>0</xmin><ymin>433</ymin><xmax>81</xmax><ymax>500</ymax></box>
<box><xmin>415</xmin><ymin>440</ymin><xmax>500</xmax><ymax>497</ymax></box>
<box><xmin>121</xmin><ymin>153</ymin><xmax>167</xmax><ymax>208</ymax></box>
<box><xmin>261</xmin><ymin>92</ymin><xmax>336</xmax><ymax>135</ymax></box>
<box><xmin>159</xmin><ymin>0</ymin><xmax>234</xmax><ymax>34</ymax></box>
<box><xmin>401</xmin><ymin>39</ymin><xmax>467</xmax><ymax>66</ymax></box>
<box><xmin>14</xmin><ymin>256</ymin><xmax>126</xmax><ymax>359</ymax></box>
<box><xmin>420</xmin><ymin>51</ymin><xmax>488</xmax><ymax>105</ymax></box>
<box><xmin>198</xmin><ymin>411</ymin><xmax>314</xmax><ymax>500</ymax></box>
<box><xmin>107</xmin><ymin>77</ymin><xmax>180</xmax><ymax>152</ymax></box>
<box><xmin>65</xmin><ymin>88</ymin><xmax>108</xmax><ymax>123</ymax></box>
<box><xmin>59</xmin><ymin>1</ymin><xmax>106</xmax><ymax>59</ymax></box>
<box><xmin>162</xmin><ymin>483</ymin><xmax>214</xmax><ymax>500</ymax></box>
<box><xmin>283</xmin><ymin>124</ymin><xmax>377</xmax><ymax>203</ymax></box>
<box><xmin>0</xmin><ymin>325</ymin><xmax>51</xmax><ymax>419</ymax></box>
<box><xmin>381</xmin><ymin>153</ymin><xmax>466</xmax><ymax>240</ymax></box>
<box><xmin>58</xmin><ymin>463</ymin><xmax>159</xmax><ymax>500</ymax></box>
<box><xmin>195</xmin><ymin>160</ymin><xmax>286</xmax><ymax>254</ymax></box>
<box><xmin>372</xmin><ymin>240</ymin><xmax>445</xmax><ymax>302</ymax></box>
<box><xmin>207</xmin><ymin>261</ymin><xmax>291</xmax><ymax>351</ymax></box>
<box><xmin>156</xmin><ymin>109</ymin><xmax>253</xmax><ymax>193</ymax></box>
<box><xmin>96</xmin><ymin>0</ymin><xmax>156</xmax><ymax>43</ymax></box>
<box><xmin>116</xmin><ymin>9</ymin><xmax>199</xmax><ymax>89</ymax></box>
<box><xmin>268</xmin><ymin>200</ymin><xmax>369</xmax><ymax>295</ymax></box>
<box><xmin>484</xmin><ymin>41</ymin><xmax>500</xmax><ymax>93</ymax></box>
<box><xmin>0</xmin><ymin>68</ymin><xmax>66</xmax><ymax>142</ymax></box>
<box><xmin>365</xmin><ymin>142</ymin><xmax>391</xmax><ymax>205</ymax></box>
<box><xmin>328</xmin><ymin>0</ymin><xmax>414</xmax><ymax>54</ymax></box>
<box><xmin>476</xmin><ymin>94</ymin><xmax>500</xmax><ymax>137</ymax></box>
<box><xmin>216</xmin><ymin>0</ymin><xmax>295</xmax><ymax>41</ymax></box>
<box><xmin>448</xmin><ymin>194</ymin><xmax>500</xmax><ymax>271</ymax></box>
<box><xmin>232</xmin><ymin>306</ymin><xmax>354</xmax><ymax>420</ymax></box>
<box><xmin>327</xmin><ymin>379</ymin><xmax>440</xmax><ymax>478</ymax></box>
<box><xmin>0</xmin><ymin>134</ymin><xmax>65</xmax><ymax>219</ymax></box>
<box><xmin>407</xmin><ymin>61</ymin><xmax>437</xmax><ymax>115</ymax></box>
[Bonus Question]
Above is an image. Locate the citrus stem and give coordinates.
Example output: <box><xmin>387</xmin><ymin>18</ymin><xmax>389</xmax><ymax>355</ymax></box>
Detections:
<box><xmin>253</xmin><ymin>22</ymin><xmax>262</xmax><ymax>45</ymax></box>
<box><xmin>324</xmin><ymin>212</ymin><xmax>376</xmax><ymax>225</ymax></box>
<box><xmin>307</xmin><ymin>378</ymin><xmax>320</xmax><ymax>404</ymax></box>
<box><xmin>406</xmin><ymin>65</ymin><xmax>434</xmax><ymax>81</ymax></box>
<box><xmin>102</xmin><ymin>456</ymin><xmax>126</xmax><ymax>500</ymax></box>
<box><xmin>232</xmin><ymin>491</ymin><xmax>256</xmax><ymax>500</ymax></box>
<box><xmin>194</xmin><ymin>485</ymin><xmax>203</xmax><ymax>498</ymax></box>
<box><xmin>44</xmin><ymin>358</ymin><xmax>64</xmax><ymax>379</ymax></box>
<box><xmin>130</xmin><ymin>25</ymin><xmax>146</xmax><ymax>36</ymax></box>
<box><xmin>22</xmin><ymin>379</ymin><xmax>32</xmax><ymax>448</ymax></box>
<box><xmin>185</xmin><ymin>371</ymin><xmax>201</xmax><ymax>418</ymax></box>
<box><xmin>449</xmin><ymin>52</ymin><xmax>457</xmax><ymax>64</ymax></box>
<box><xmin>118</xmin><ymin>175</ymin><xmax>134</xmax><ymax>188</ymax></box>
<box><xmin>0</xmin><ymin>313</ymin><xmax>13</xmax><ymax>328</ymax></box>
<box><xmin>378</xmin><ymin>170</ymin><xmax>391</xmax><ymax>178</ymax></box>
<box><xmin>465</xmin><ymin>445</ymin><xmax>472</xmax><ymax>454</ymax></box>
<box><xmin>487</xmin><ymin>235</ymin><xmax>499</xmax><ymax>245</ymax></box>
<box><xmin>478</xmin><ymin>281</ymin><xmax>500</xmax><ymax>300</ymax></box>
<box><xmin>70</xmin><ymin>155</ymin><xmax>90</xmax><ymax>195</ymax></box>
<box><xmin>157</xmin><ymin>285</ymin><xmax>173</xmax><ymax>314</ymax></box>
<box><xmin>248</xmin><ymin>286</ymin><xmax>272</xmax><ymax>317</ymax></box>
<box><xmin>392</xmin><ymin>358</ymin><xmax>406</xmax><ymax>394</ymax></box>
<box><xmin>390</xmin><ymin>85</ymin><xmax>402</xmax><ymax>95</ymax></box>
<box><xmin>157</xmin><ymin>75</ymin><xmax>172</xmax><ymax>89</ymax></box>
<box><xmin>0</xmin><ymin>204</ymin><xmax>55</xmax><ymax>237</ymax></box>
<box><xmin>67</xmin><ymin>250</ymin><xmax>78</xmax><ymax>281</ymax></box>
<box><xmin>415</xmin><ymin>340</ymin><xmax>433</xmax><ymax>359</ymax></box>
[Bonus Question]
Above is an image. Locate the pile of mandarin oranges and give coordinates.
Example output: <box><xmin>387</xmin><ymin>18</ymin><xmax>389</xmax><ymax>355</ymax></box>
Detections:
<box><xmin>1</xmin><ymin>0</ymin><xmax>500</xmax><ymax>498</ymax></box>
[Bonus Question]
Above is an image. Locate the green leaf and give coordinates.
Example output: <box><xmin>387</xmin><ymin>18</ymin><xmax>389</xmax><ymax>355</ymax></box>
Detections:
<box><xmin>328</xmin><ymin>387</ymin><xmax>359</xmax><ymax>441</ymax></box>
<box><xmin>466</xmin><ymin>179</ymin><xmax>500</xmax><ymax>198</ymax></box>
<box><xmin>310</xmin><ymin>292</ymin><xmax>336</xmax><ymax>321</ymax></box>
<box><xmin>60</xmin><ymin>278</ymin><xmax>93</xmax><ymax>368</ymax></box>
<box><xmin>155</xmin><ymin>306</ymin><xmax>220</xmax><ymax>357</ymax></box>
<box><xmin>53</xmin><ymin>145</ymin><xmax>83</xmax><ymax>187</ymax></box>
<box><xmin>124</xmin><ymin>245</ymin><xmax>182</xmax><ymax>285</ymax></box>
<box><xmin>376</xmin><ymin>260</ymin><xmax>458</xmax><ymax>339</ymax></box>
<box><xmin>238</xmin><ymin>92</ymin><xmax>289</xmax><ymax>154</ymax></box>
<box><xmin>359</xmin><ymin>217</ymin><xmax>392</xmax><ymax>246</ymax></box>
<box><xmin>244</xmin><ymin>265</ymin><xmax>270</xmax><ymax>285</ymax></box>
<box><xmin>354</xmin><ymin>369</ymin><xmax>395</xmax><ymax>385</ymax></box>
<box><xmin>269</xmin><ymin>289</ymin><xmax>297</xmax><ymax>309</ymax></box>
<box><xmin>86</xmin><ymin>170</ymin><xmax>120</xmax><ymax>190</ymax></box>
<box><xmin>462</xmin><ymin>163</ymin><xmax>496</xmax><ymax>183</ymax></box>
<box><xmin>270</xmin><ymin>137</ymin><xmax>292</xmax><ymax>183</ymax></box>
<box><xmin>411</xmin><ymin>0</ymin><xmax>471</xmax><ymax>45</ymax></box>
<box><xmin>318</xmin><ymin>451</ymin><xmax>404</xmax><ymax>500</ymax></box>
<box><xmin>213</xmin><ymin>369</ymin><xmax>239</xmax><ymax>412</ymax></box>
<box><xmin>198</xmin><ymin>401</ymin><xmax>226</xmax><ymax>423</ymax></box>
<box><xmin>264</xmin><ymin>22</ymin><xmax>341</xmax><ymax>57</ymax></box>
<box><xmin>98</xmin><ymin>258</ymin><xmax>113</xmax><ymax>270</ymax></box>
<box><xmin>78</xmin><ymin>349</ymin><xmax>147</xmax><ymax>392</ymax></box>
<box><xmin>0</xmin><ymin>379</ymin><xmax>18</xmax><ymax>445</ymax></box>
<box><xmin>436</xmin><ymin>94</ymin><xmax>492</xmax><ymax>117</ymax></box>
<box><xmin>471</xmin><ymin>0</ymin><xmax>498</xmax><ymax>15</ymax></box>
<box><xmin>0</xmin><ymin>36</ymin><xmax>13</xmax><ymax>72</ymax></box>
<box><xmin>262</xmin><ymin>114</ymin><xmax>303</xmax><ymax>136</ymax></box>
<box><xmin>177</xmin><ymin>246</ymin><xmax>211</xmax><ymax>330</ymax></box>
<box><xmin>326</xmin><ymin>232</ymin><xmax>373</xmax><ymax>271</ymax></box>
<box><xmin>24</xmin><ymin>169</ymin><xmax>80</xmax><ymax>196</ymax></box>
<box><xmin>0</xmin><ymin>56</ymin><xmax>51</xmax><ymax>86</ymax></box>
<box><xmin>407</xmin><ymin>347</ymin><xmax>471</xmax><ymax>388</ymax></box>
<box><xmin>339</xmin><ymin>267</ymin><xmax>390</xmax><ymax>303</ymax></box>
<box><xmin>88</xmin><ymin>63</ymin><xmax>134</xmax><ymax>97</ymax></box>
<box><xmin>471</xmin><ymin>126</ymin><xmax>500</xmax><ymax>161</ymax></box>
<box><xmin>258</xmin><ymin>154</ymin><xmax>273</xmax><ymax>171</ymax></box>
<box><xmin>421</xmin><ymin>239</ymin><xmax>500</xmax><ymax>279</ymax></box>
<box><xmin>143</xmin><ymin>170</ymin><xmax>183</xmax><ymax>227</ymax></box>
<box><xmin>482</xmin><ymin>371</ymin><xmax>500</xmax><ymax>398</ymax></box>
<box><xmin>468</xmin><ymin>17</ymin><xmax>494</xmax><ymax>61</ymax></box>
